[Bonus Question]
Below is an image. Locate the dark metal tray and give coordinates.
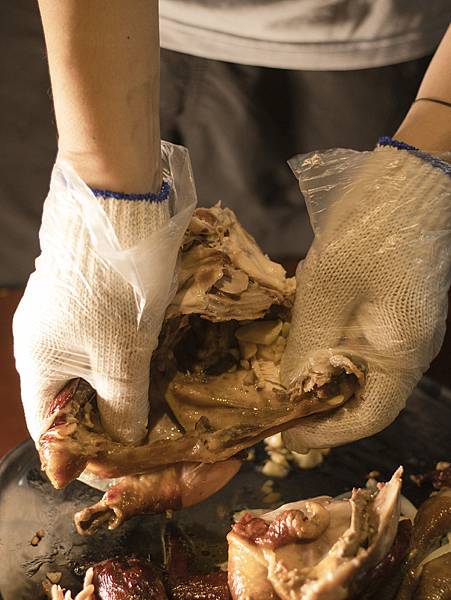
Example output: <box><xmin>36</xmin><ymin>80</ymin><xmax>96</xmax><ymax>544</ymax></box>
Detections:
<box><xmin>1</xmin><ymin>377</ymin><xmax>450</xmax><ymax>599</ymax></box>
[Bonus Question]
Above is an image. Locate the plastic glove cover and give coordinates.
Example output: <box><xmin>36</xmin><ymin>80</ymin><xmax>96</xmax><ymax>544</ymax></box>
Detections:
<box><xmin>14</xmin><ymin>142</ymin><xmax>196</xmax><ymax>443</ymax></box>
<box><xmin>281</xmin><ymin>146</ymin><xmax>451</xmax><ymax>449</ymax></box>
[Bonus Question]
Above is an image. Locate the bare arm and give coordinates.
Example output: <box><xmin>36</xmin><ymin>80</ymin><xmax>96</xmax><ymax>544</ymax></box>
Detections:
<box><xmin>395</xmin><ymin>25</ymin><xmax>451</xmax><ymax>153</ymax></box>
<box><xmin>37</xmin><ymin>0</ymin><xmax>161</xmax><ymax>193</ymax></box>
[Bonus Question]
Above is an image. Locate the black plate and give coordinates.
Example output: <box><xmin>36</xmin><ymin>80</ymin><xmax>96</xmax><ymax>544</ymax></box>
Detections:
<box><xmin>1</xmin><ymin>377</ymin><xmax>450</xmax><ymax>599</ymax></box>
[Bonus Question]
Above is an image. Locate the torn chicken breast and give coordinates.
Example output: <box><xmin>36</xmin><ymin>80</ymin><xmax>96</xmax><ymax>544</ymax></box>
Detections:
<box><xmin>38</xmin><ymin>206</ymin><xmax>365</xmax><ymax>530</ymax></box>
<box><xmin>227</xmin><ymin>468</ymin><xmax>403</xmax><ymax>600</ymax></box>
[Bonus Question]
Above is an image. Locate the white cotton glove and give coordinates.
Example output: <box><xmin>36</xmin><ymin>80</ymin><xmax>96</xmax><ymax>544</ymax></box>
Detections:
<box><xmin>13</xmin><ymin>141</ymin><xmax>196</xmax><ymax>444</ymax></box>
<box><xmin>281</xmin><ymin>141</ymin><xmax>451</xmax><ymax>449</ymax></box>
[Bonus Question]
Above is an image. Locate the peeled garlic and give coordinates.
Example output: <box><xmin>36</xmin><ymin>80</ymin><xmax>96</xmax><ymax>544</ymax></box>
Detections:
<box><xmin>235</xmin><ymin>320</ymin><xmax>282</xmax><ymax>345</ymax></box>
<box><xmin>262</xmin><ymin>459</ymin><xmax>290</xmax><ymax>478</ymax></box>
<box><xmin>291</xmin><ymin>449</ymin><xmax>325</xmax><ymax>470</ymax></box>
<box><xmin>46</xmin><ymin>572</ymin><xmax>62</xmax><ymax>585</ymax></box>
<box><xmin>436</xmin><ymin>461</ymin><xmax>450</xmax><ymax>471</ymax></box>
<box><xmin>265</xmin><ymin>433</ymin><xmax>284</xmax><ymax>450</ymax></box>
<box><xmin>281</xmin><ymin>322</ymin><xmax>290</xmax><ymax>338</ymax></box>
<box><xmin>274</xmin><ymin>336</ymin><xmax>286</xmax><ymax>350</ymax></box>
<box><xmin>262</xmin><ymin>491</ymin><xmax>282</xmax><ymax>504</ymax></box>
<box><xmin>269</xmin><ymin>451</ymin><xmax>289</xmax><ymax>468</ymax></box>
<box><xmin>257</xmin><ymin>346</ymin><xmax>275</xmax><ymax>361</ymax></box>
<box><xmin>327</xmin><ymin>394</ymin><xmax>345</xmax><ymax>406</ymax></box>
<box><xmin>239</xmin><ymin>341</ymin><xmax>258</xmax><ymax>360</ymax></box>
<box><xmin>261</xmin><ymin>479</ymin><xmax>274</xmax><ymax>494</ymax></box>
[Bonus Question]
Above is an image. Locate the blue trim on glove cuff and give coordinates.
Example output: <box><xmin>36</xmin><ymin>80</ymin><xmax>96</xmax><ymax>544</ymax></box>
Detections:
<box><xmin>378</xmin><ymin>136</ymin><xmax>451</xmax><ymax>176</ymax></box>
<box><xmin>90</xmin><ymin>179</ymin><xmax>171</xmax><ymax>201</ymax></box>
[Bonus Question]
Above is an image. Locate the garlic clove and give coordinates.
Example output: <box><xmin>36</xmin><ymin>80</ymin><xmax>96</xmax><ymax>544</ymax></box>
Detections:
<box><xmin>235</xmin><ymin>320</ymin><xmax>282</xmax><ymax>346</ymax></box>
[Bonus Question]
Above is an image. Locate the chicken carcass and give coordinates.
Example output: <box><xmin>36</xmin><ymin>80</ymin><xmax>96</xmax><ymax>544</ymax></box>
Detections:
<box><xmin>228</xmin><ymin>469</ymin><xmax>451</xmax><ymax>600</ymax></box>
<box><xmin>227</xmin><ymin>468</ymin><xmax>403</xmax><ymax>600</ymax></box>
<box><xmin>38</xmin><ymin>206</ymin><xmax>365</xmax><ymax>531</ymax></box>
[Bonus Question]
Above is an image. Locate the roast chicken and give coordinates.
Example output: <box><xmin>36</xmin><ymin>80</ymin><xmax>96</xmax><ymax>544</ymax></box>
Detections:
<box><xmin>38</xmin><ymin>206</ymin><xmax>364</xmax><ymax>533</ymax></box>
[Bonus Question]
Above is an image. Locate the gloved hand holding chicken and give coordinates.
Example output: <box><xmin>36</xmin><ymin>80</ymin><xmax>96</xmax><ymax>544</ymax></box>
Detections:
<box><xmin>13</xmin><ymin>144</ymin><xmax>196</xmax><ymax>444</ymax></box>
<box><xmin>13</xmin><ymin>0</ymin><xmax>242</xmax><ymax>508</ymax></box>
<box><xmin>13</xmin><ymin>0</ymin><xmax>198</xmax><ymax>445</ymax></box>
<box><xmin>282</xmin><ymin>29</ymin><xmax>451</xmax><ymax>450</ymax></box>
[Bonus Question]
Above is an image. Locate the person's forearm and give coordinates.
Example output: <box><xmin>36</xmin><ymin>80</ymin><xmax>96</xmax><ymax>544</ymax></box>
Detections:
<box><xmin>395</xmin><ymin>25</ymin><xmax>451</xmax><ymax>152</ymax></box>
<box><xmin>38</xmin><ymin>0</ymin><xmax>161</xmax><ymax>193</ymax></box>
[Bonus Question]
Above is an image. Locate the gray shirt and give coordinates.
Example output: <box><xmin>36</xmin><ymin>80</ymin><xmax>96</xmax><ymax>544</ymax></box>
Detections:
<box><xmin>160</xmin><ymin>0</ymin><xmax>450</xmax><ymax>69</ymax></box>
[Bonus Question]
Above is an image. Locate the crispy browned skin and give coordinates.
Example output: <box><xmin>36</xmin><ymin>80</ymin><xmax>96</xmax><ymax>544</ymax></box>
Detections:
<box><xmin>170</xmin><ymin>572</ymin><xmax>231</xmax><ymax>600</ymax></box>
<box><xmin>396</xmin><ymin>490</ymin><xmax>451</xmax><ymax>600</ymax></box>
<box><xmin>92</xmin><ymin>557</ymin><xmax>168</xmax><ymax>600</ymax></box>
<box><xmin>414</xmin><ymin>553</ymin><xmax>451</xmax><ymax>600</ymax></box>
<box><xmin>88</xmin><ymin>525</ymin><xmax>231</xmax><ymax>599</ymax></box>
<box><xmin>164</xmin><ymin>522</ymin><xmax>194</xmax><ymax>583</ymax></box>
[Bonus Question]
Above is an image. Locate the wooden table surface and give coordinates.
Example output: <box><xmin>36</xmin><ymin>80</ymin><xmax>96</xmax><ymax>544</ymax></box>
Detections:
<box><xmin>1</xmin><ymin>288</ymin><xmax>450</xmax><ymax>458</ymax></box>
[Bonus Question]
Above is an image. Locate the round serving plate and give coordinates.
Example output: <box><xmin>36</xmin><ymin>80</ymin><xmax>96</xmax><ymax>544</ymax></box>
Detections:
<box><xmin>1</xmin><ymin>377</ymin><xmax>450</xmax><ymax>599</ymax></box>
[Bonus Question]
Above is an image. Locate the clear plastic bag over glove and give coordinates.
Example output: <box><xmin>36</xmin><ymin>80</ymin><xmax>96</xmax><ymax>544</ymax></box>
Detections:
<box><xmin>13</xmin><ymin>141</ymin><xmax>196</xmax><ymax>444</ymax></box>
<box><xmin>281</xmin><ymin>139</ymin><xmax>451</xmax><ymax>449</ymax></box>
